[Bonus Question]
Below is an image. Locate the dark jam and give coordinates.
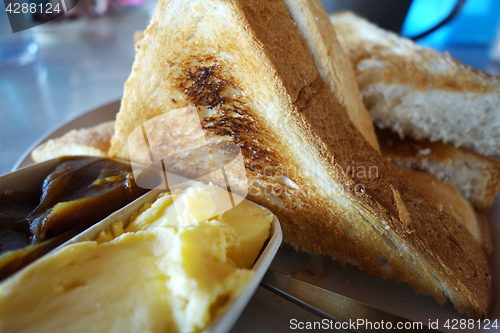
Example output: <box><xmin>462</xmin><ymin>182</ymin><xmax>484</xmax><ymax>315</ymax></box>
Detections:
<box><xmin>0</xmin><ymin>157</ymin><xmax>149</xmax><ymax>280</ymax></box>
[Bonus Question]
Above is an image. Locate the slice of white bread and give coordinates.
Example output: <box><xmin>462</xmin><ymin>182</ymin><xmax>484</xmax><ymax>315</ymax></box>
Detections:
<box><xmin>330</xmin><ymin>11</ymin><xmax>500</xmax><ymax>156</ymax></box>
<box><xmin>398</xmin><ymin>166</ymin><xmax>492</xmax><ymax>255</ymax></box>
<box><xmin>109</xmin><ymin>0</ymin><xmax>491</xmax><ymax>318</ymax></box>
<box><xmin>31</xmin><ymin>121</ymin><xmax>115</xmax><ymax>163</ymax></box>
<box><xmin>131</xmin><ymin>6</ymin><xmax>380</xmax><ymax>152</ymax></box>
<box><xmin>281</xmin><ymin>0</ymin><xmax>379</xmax><ymax>152</ymax></box>
<box><xmin>378</xmin><ymin>128</ymin><xmax>500</xmax><ymax>212</ymax></box>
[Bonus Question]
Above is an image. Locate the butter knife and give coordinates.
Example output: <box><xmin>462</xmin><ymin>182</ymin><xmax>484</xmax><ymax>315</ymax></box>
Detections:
<box><xmin>261</xmin><ymin>269</ymin><xmax>441</xmax><ymax>333</ymax></box>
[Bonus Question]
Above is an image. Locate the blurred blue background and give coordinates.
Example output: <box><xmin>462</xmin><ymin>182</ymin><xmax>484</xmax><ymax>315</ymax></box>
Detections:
<box><xmin>401</xmin><ymin>0</ymin><xmax>500</xmax><ymax>48</ymax></box>
<box><xmin>321</xmin><ymin>0</ymin><xmax>500</xmax><ymax>49</ymax></box>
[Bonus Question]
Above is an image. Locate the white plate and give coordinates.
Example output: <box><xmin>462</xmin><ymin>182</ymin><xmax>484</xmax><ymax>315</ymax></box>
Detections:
<box><xmin>14</xmin><ymin>101</ymin><xmax>500</xmax><ymax>332</ymax></box>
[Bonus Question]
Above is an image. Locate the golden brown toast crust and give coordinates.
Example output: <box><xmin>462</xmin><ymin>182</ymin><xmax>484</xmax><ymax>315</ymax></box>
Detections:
<box><xmin>330</xmin><ymin>11</ymin><xmax>500</xmax><ymax>156</ymax></box>
<box><xmin>396</xmin><ymin>166</ymin><xmax>493</xmax><ymax>255</ymax></box>
<box><xmin>330</xmin><ymin>11</ymin><xmax>500</xmax><ymax>94</ymax></box>
<box><xmin>110</xmin><ymin>0</ymin><xmax>491</xmax><ymax>318</ymax></box>
<box><xmin>31</xmin><ymin>121</ymin><xmax>115</xmax><ymax>163</ymax></box>
<box><xmin>281</xmin><ymin>0</ymin><xmax>379</xmax><ymax>152</ymax></box>
<box><xmin>378</xmin><ymin>128</ymin><xmax>500</xmax><ymax>212</ymax></box>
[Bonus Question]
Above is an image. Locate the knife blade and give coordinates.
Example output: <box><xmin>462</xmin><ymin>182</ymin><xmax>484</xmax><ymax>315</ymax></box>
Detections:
<box><xmin>261</xmin><ymin>269</ymin><xmax>441</xmax><ymax>333</ymax></box>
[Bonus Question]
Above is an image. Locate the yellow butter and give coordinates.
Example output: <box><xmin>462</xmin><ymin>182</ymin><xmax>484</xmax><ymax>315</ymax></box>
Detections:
<box><xmin>0</xmin><ymin>182</ymin><xmax>273</xmax><ymax>333</ymax></box>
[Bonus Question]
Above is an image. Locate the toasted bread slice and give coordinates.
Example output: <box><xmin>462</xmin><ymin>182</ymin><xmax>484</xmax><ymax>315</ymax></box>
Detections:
<box><xmin>109</xmin><ymin>0</ymin><xmax>491</xmax><ymax>318</ymax></box>
<box><xmin>398</xmin><ymin>166</ymin><xmax>492</xmax><ymax>255</ymax></box>
<box><xmin>31</xmin><ymin>121</ymin><xmax>115</xmax><ymax>163</ymax></box>
<box><xmin>281</xmin><ymin>0</ymin><xmax>379</xmax><ymax>152</ymax></box>
<box><xmin>130</xmin><ymin>5</ymin><xmax>380</xmax><ymax>152</ymax></box>
<box><xmin>378</xmin><ymin>129</ymin><xmax>500</xmax><ymax>212</ymax></box>
<box><xmin>330</xmin><ymin>11</ymin><xmax>500</xmax><ymax>156</ymax></box>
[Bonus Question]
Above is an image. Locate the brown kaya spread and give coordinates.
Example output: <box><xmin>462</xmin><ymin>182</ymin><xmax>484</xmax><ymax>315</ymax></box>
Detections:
<box><xmin>0</xmin><ymin>157</ymin><xmax>149</xmax><ymax>280</ymax></box>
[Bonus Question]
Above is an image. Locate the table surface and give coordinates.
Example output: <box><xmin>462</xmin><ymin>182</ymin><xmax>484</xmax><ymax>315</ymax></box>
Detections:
<box><xmin>1</xmin><ymin>8</ymin><xmax>500</xmax><ymax>333</ymax></box>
